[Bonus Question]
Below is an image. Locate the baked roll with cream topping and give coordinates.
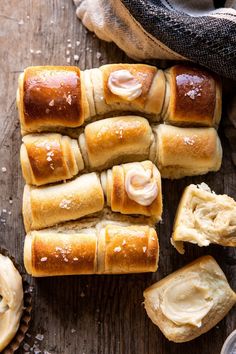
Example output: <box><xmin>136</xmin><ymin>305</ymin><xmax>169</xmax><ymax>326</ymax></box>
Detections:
<box><xmin>21</xmin><ymin>133</ymin><xmax>84</xmax><ymax>185</ymax></box>
<box><xmin>154</xmin><ymin>124</ymin><xmax>222</xmax><ymax>179</ymax></box>
<box><xmin>144</xmin><ymin>256</ymin><xmax>236</xmax><ymax>343</ymax></box>
<box><xmin>24</xmin><ymin>218</ymin><xmax>159</xmax><ymax>276</ymax></box>
<box><xmin>22</xmin><ymin>161</ymin><xmax>162</xmax><ymax>231</ymax></box>
<box><xmin>171</xmin><ymin>183</ymin><xmax>236</xmax><ymax>254</ymax></box>
<box><xmin>163</xmin><ymin>65</ymin><xmax>222</xmax><ymax>127</ymax></box>
<box><xmin>90</xmin><ymin>64</ymin><xmax>165</xmax><ymax>119</ymax></box>
<box><xmin>17</xmin><ymin>66</ymin><xmax>90</xmax><ymax>135</ymax></box>
<box><xmin>0</xmin><ymin>254</ymin><xmax>23</xmax><ymax>352</ymax></box>
<box><xmin>101</xmin><ymin>161</ymin><xmax>162</xmax><ymax>221</ymax></box>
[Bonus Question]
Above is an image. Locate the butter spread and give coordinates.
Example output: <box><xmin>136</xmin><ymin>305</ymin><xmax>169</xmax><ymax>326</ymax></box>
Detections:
<box><xmin>108</xmin><ymin>70</ymin><xmax>142</xmax><ymax>101</ymax></box>
<box><xmin>160</xmin><ymin>273</ymin><xmax>213</xmax><ymax>327</ymax></box>
<box><xmin>0</xmin><ymin>254</ymin><xmax>23</xmax><ymax>351</ymax></box>
<box><xmin>125</xmin><ymin>165</ymin><xmax>158</xmax><ymax>206</ymax></box>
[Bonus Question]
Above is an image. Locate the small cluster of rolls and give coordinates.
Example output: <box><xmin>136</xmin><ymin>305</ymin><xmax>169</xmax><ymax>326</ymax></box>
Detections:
<box><xmin>22</xmin><ymin>160</ymin><xmax>162</xmax><ymax>276</ymax></box>
<box><xmin>23</xmin><ymin>160</ymin><xmax>162</xmax><ymax>232</ymax></box>
<box><xmin>17</xmin><ymin>64</ymin><xmax>222</xmax><ymax>134</ymax></box>
<box><xmin>20</xmin><ymin>117</ymin><xmax>222</xmax><ymax>186</ymax></box>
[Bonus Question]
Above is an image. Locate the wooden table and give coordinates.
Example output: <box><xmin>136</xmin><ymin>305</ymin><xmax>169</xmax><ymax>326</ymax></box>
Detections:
<box><xmin>0</xmin><ymin>1</ymin><xmax>235</xmax><ymax>353</ymax></box>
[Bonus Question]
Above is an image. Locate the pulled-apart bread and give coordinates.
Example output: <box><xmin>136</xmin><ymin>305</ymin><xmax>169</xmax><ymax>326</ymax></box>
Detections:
<box><xmin>171</xmin><ymin>183</ymin><xmax>236</xmax><ymax>253</ymax></box>
<box><xmin>144</xmin><ymin>256</ymin><xmax>236</xmax><ymax>343</ymax></box>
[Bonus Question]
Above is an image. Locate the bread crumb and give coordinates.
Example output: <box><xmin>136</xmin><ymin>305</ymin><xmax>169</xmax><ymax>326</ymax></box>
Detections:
<box><xmin>66</xmin><ymin>94</ymin><xmax>72</xmax><ymax>105</ymax></box>
<box><xmin>30</xmin><ymin>49</ymin><xmax>34</xmax><ymax>54</ymax></box>
<box><xmin>76</xmin><ymin>41</ymin><xmax>80</xmax><ymax>46</ymax></box>
<box><xmin>48</xmin><ymin>99</ymin><xmax>54</xmax><ymax>106</ymax></box>
<box><xmin>40</xmin><ymin>257</ymin><xmax>47</xmax><ymax>262</ymax></box>
<box><xmin>71</xmin><ymin>328</ymin><xmax>76</xmax><ymax>333</ymax></box>
<box><xmin>67</xmin><ymin>43</ymin><xmax>72</xmax><ymax>48</ymax></box>
<box><xmin>66</xmin><ymin>57</ymin><xmax>71</xmax><ymax>64</ymax></box>
<box><xmin>18</xmin><ymin>19</ymin><xmax>24</xmax><ymax>25</ymax></box>
<box><xmin>143</xmin><ymin>246</ymin><xmax>147</xmax><ymax>253</ymax></box>
<box><xmin>80</xmin><ymin>291</ymin><xmax>85</xmax><ymax>297</ymax></box>
<box><xmin>1</xmin><ymin>167</ymin><xmax>6</xmax><ymax>172</ymax></box>
<box><xmin>96</xmin><ymin>52</ymin><xmax>102</xmax><ymax>59</ymax></box>
<box><xmin>9</xmin><ymin>198</ymin><xmax>13</xmax><ymax>204</ymax></box>
<box><xmin>45</xmin><ymin>108</ymin><xmax>50</xmax><ymax>114</ymax></box>
<box><xmin>66</xmin><ymin>49</ymin><xmax>70</xmax><ymax>55</ymax></box>
<box><xmin>74</xmin><ymin>54</ymin><xmax>79</xmax><ymax>61</ymax></box>
<box><xmin>114</xmin><ymin>246</ymin><xmax>121</xmax><ymax>252</ymax></box>
<box><xmin>73</xmin><ymin>257</ymin><xmax>78</xmax><ymax>261</ymax></box>
<box><xmin>36</xmin><ymin>50</ymin><xmax>42</xmax><ymax>54</ymax></box>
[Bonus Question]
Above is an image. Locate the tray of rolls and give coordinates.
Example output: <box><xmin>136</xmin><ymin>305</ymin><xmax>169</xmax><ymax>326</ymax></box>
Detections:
<box><xmin>16</xmin><ymin>63</ymin><xmax>236</xmax><ymax>345</ymax></box>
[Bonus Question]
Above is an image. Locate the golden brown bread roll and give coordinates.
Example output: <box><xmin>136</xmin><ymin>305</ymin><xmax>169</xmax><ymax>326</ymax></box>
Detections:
<box><xmin>94</xmin><ymin>64</ymin><xmax>166</xmax><ymax>119</ymax></box>
<box><xmin>171</xmin><ymin>183</ymin><xmax>236</xmax><ymax>254</ymax></box>
<box><xmin>163</xmin><ymin>65</ymin><xmax>222</xmax><ymax>127</ymax></box>
<box><xmin>154</xmin><ymin>124</ymin><xmax>222</xmax><ymax>179</ymax></box>
<box><xmin>17</xmin><ymin>66</ymin><xmax>90</xmax><ymax>135</ymax></box>
<box><xmin>22</xmin><ymin>172</ymin><xmax>104</xmax><ymax>232</ymax></box>
<box><xmin>21</xmin><ymin>133</ymin><xmax>84</xmax><ymax>185</ymax></box>
<box><xmin>24</xmin><ymin>218</ymin><xmax>159</xmax><ymax>276</ymax></box>
<box><xmin>79</xmin><ymin>116</ymin><xmax>154</xmax><ymax>170</ymax></box>
<box><xmin>101</xmin><ymin>161</ymin><xmax>162</xmax><ymax>221</ymax></box>
<box><xmin>144</xmin><ymin>256</ymin><xmax>236</xmax><ymax>343</ymax></box>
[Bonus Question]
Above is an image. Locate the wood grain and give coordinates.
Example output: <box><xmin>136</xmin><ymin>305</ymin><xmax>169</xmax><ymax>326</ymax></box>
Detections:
<box><xmin>0</xmin><ymin>1</ymin><xmax>235</xmax><ymax>353</ymax></box>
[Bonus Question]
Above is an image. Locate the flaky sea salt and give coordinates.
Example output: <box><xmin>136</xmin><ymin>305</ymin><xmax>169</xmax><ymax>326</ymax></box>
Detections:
<box><xmin>114</xmin><ymin>246</ymin><xmax>121</xmax><ymax>252</ymax></box>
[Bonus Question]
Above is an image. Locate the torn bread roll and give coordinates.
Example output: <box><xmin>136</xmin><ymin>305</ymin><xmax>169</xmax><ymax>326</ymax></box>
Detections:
<box><xmin>154</xmin><ymin>124</ymin><xmax>222</xmax><ymax>179</ymax></box>
<box><xmin>91</xmin><ymin>63</ymin><xmax>165</xmax><ymax>119</ymax></box>
<box><xmin>101</xmin><ymin>161</ymin><xmax>162</xmax><ymax>221</ymax></box>
<box><xmin>21</xmin><ymin>133</ymin><xmax>84</xmax><ymax>185</ymax></box>
<box><xmin>171</xmin><ymin>183</ymin><xmax>236</xmax><ymax>254</ymax></box>
<box><xmin>22</xmin><ymin>172</ymin><xmax>104</xmax><ymax>232</ymax></box>
<box><xmin>22</xmin><ymin>161</ymin><xmax>162</xmax><ymax>232</ymax></box>
<box><xmin>17</xmin><ymin>66</ymin><xmax>90</xmax><ymax>135</ymax></box>
<box><xmin>24</xmin><ymin>218</ymin><xmax>159</xmax><ymax>276</ymax></box>
<box><xmin>163</xmin><ymin>65</ymin><xmax>222</xmax><ymax>127</ymax></box>
<box><xmin>144</xmin><ymin>255</ymin><xmax>236</xmax><ymax>343</ymax></box>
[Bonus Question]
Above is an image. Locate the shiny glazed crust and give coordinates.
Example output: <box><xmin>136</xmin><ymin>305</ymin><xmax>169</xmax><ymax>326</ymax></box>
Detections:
<box><xmin>83</xmin><ymin>116</ymin><xmax>153</xmax><ymax>170</ymax></box>
<box><xmin>163</xmin><ymin>65</ymin><xmax>222</xmax><ymax>127</ymax></box>
<box><xmin>24</xmin><ymin>220</ymin><xmax>159</xmax><ymax>276</ymax></box>
<box><xmin>18</xmin><ymin>66</ymin><xmax>89</xmax><ymax>133</ymax></box>
<box><xmin>21</xmin><ymin>133</ymin><xmax>84</xmax><ymax>185</ymax></box>
<box><xmin>144</xmin><ymin>256</ymin><xmax>236</xmax><ymax>343</ymax></box>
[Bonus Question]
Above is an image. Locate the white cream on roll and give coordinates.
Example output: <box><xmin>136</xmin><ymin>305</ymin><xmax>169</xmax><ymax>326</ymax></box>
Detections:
<box><xmin>125</xmin><ymin>165</ymin><xmax>158</xmax><ymax>206</ymax></box>
<box><xmin>108</xmin><ymin>70</ymin><xmax>142</xmax><ymax>101</ymax></box>
<box><xmin>0</xmin><ymin>254</ymin><xmax>23</xmax><ymax>352</ymax></box>
<box><xmin>160</xmin><ymin>273</ymin><xmax>213</xmax><ymax>327</ymax></box>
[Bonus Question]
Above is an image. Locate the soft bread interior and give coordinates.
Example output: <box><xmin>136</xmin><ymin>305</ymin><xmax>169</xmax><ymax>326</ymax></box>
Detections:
<box><xmin>172</xmin><ymin>183</ymin><xmax>236</xmax><ymax>251</ymax></box>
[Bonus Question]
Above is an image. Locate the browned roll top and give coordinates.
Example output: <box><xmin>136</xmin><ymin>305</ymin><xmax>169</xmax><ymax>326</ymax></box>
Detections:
<box><xmin>24</xmin><ymin>221</ymin><xmax>159</xmax><ymax>276</ymax></box>
<box><xmin>18</xmin><ymin>66</ymin><xmax>89</xmax><ymax>133</ymax></box>
<box><xmin>163</xmin><ymin>65</ymin><xmax>221</xmax><ymax>127</ymax></box>
<box><xmin>17</xmin><ymin>64</ymin><xmax>222</xmax><ymax>135</ymax></box>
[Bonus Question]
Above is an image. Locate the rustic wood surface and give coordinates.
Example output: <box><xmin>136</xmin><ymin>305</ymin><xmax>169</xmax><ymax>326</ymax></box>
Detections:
<box><xmin>0</xmin><ymin>1</ymin><xmax>235</xmax><ymax>353</ymax></box>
